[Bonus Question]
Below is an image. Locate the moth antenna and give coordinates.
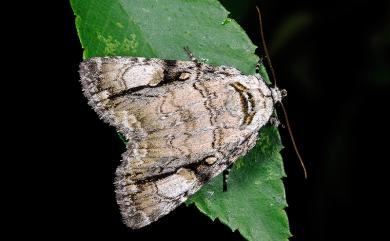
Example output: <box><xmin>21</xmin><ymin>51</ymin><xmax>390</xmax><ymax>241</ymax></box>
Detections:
<box><xmin>257</xmin><ymin>6</ymin><xmax>307</xmax><ymax>178</ymax></box>
<box><xmin>256</xmin><ymin>6</ymin><xmax>277</xmax><ymax>87</ymax></box>
<box><xmin>280</xmin><ymin>102</ymin><xmax>308</xmax><ymax>179</ymax></box>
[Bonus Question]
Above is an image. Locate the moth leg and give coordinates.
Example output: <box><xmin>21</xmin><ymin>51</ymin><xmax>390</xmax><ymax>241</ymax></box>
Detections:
<box><xmin>256</xmin><ymin>62</ymin><xmax>261</xmax><ymax>74</ymax></box>
<box><xmin>223</xmin><ymin>164</ymin><xmax>233</xmax><ymax>192</ymax></box>
<box><xmin>269</xmin><ymin>116</ymin><xmax>280</xmax><ymax>127</ymax></box>
<box><xmin>270</xmin><ymin>115</ymin><xmax>286</xmax><ymax>128</ymax></box>
<box><xmin>183</xmin><ymin>46</ymin><xmax>199</xmax><ymax>63</ymax></box>
<box><xmin>255</xmin><ymin>60</ymin><xmax>265</xmax><ymax>81</ymax></box>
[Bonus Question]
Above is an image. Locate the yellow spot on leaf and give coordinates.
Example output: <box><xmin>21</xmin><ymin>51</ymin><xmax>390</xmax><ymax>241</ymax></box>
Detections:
<box><xmin>97</xmin><ymin>33</ymin><xmax>120</xmax><ymax>55</ymax></box>
<box><xmin>116</xmin><ymin>22</ymin><xmax>124</xmax><ymax>28</ymax></box>
<box><xmin>97</xmin><ymin>33</ymin><xmax>138</xmax><ymax>55</ymax></box>
<box><xmin>123</xmin><ymin>34</ymin><xmax>139</xmax><ymax>52</ymax></box>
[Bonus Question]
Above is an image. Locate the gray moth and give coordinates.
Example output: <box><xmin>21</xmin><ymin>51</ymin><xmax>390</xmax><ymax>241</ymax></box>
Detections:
<box><xmin>79</xmin><ymin>56</ymin><xmax>284</xmax><ymax>229</ymax></box>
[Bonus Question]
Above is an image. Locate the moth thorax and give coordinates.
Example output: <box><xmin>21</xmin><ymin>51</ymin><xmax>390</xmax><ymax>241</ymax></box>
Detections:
<box><xmin>270</xmin><ymin>87</ymin><xmax>287</xmax><ymax>103</ymax></box>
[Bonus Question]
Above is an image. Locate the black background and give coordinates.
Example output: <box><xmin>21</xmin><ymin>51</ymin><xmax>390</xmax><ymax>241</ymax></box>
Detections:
<box><xmin>15</xmin><ymin>0</ymin><xmax>389</xmax><ymax>240</ymax></box>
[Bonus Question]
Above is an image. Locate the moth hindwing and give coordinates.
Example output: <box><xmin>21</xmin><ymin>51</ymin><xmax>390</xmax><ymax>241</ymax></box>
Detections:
<box><xmin>79</xmin><ymin>56</ymin><xmax>282</xmax><ymax>228</ymax></box>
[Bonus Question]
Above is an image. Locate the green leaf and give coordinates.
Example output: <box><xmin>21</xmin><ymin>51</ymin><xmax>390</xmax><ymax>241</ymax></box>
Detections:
<box><xmin>70</xmin><ymin>0</ymin><xmax>290</xmax><ymax>240</ymax></box>
<box><xmin>71</xmin><ymin>0</ymin><xmax>258</xmax><ymax>74</ymax></box>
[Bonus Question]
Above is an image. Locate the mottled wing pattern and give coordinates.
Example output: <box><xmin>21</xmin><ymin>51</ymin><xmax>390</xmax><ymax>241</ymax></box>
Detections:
<box><xmin>79</xmin><ymin>57</ymin><xmax>274</xmax><ymax>228</ymax></box>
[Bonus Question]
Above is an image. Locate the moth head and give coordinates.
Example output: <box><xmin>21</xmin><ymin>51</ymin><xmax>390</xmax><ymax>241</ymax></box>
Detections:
<box><xmin>270</xmin><ymin>87</ymin><xmax>287</xmax><ymax>104</ymax></box>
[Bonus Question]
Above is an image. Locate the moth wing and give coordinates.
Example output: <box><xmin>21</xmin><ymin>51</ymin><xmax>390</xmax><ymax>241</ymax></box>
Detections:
<box><xmin>79</xmin><ymin>57</ymin><xmax>201</xmax><ymax>136</ymax></box>
<box><xmin>115</xmin><ymin>130</ymin><xmax>259</xmax><ymax>229</ymax></box>
<box><xmin>80</xmin><ymin>57</ymin><xmax>165</xmax><ymax>128</ymax></box>
<box><xmin>115</xmin><ymin>166</ymin><xmax>199</xmax><ymax>228</ymax></box>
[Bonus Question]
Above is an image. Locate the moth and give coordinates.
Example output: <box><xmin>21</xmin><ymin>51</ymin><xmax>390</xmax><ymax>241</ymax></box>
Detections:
<box><xmin>79</xmin><ymin>52</ymin><xmax>285</xmax><ymax>228</ymax></box>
